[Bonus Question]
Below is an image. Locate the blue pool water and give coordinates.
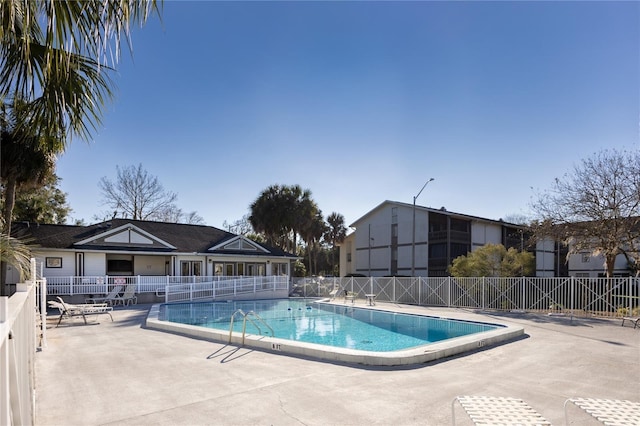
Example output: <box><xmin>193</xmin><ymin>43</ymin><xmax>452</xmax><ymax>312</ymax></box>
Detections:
<box><xmin>159</xmin><ymin>299</ymin><xmax>501</xmax><ymax>352</ymax></box>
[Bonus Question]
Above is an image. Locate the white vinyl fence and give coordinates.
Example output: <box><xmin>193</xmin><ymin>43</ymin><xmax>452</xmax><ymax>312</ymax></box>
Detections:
<box><xmin>163</xmin><ymin>276</ymin><xmax>290</xmax><ymax>303</ymax></box>
<box><xmin>45</xmin><ymin>275</ymin><xmax>291</xmax><ymax>303</ymax></box>
<box><xmin>292</xmin><ymin>276</ymin><xmax>640</xmax><ymax>318</ymax></box>
<box><xmin>1</xmin><ymin>281</ymin><xmax>43</xmax><ymax>425</ymax></box>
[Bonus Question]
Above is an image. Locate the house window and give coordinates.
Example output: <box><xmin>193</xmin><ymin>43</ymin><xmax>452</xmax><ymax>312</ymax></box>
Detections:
<box><xmin>581</xmin><ymin>254</ymin><xmax>590</xmax><ymax>263</ymax></box>
<box><xmin>225</xmin><ymin>263</ymin><xmax>235</xmax><ymax>276</ymax></box>
<box><xmin>214</xmin><ymin>263</ymin><xmax>223</xmax><ymax>276</ymax></box>
<box><xmin>246</xmin><ymin>263</ymin><xmax>266</xmax><ymax>276</ymax></box>
<box><xmin>272</xmin><ymin>262</ymin><xmax>288</xmax><ymax>276</ymax></box>
<box><xmin>181</xmin><ymin>261</ymin><xmax>202</xmax><ymax>276</ymax></box>
<box><xmin>237</xmin><ymin>263</ymin><xmax>245</xmax><ymax>276</ymax></box>
<box><xmin>107</xmin><ymin>257</ymin><xmax>133</xmax><ymax>275</ymax></box>
<box><xmin>347</xmin><ymin>253</ymin><xmax>352</xmax><ymax>262</ymax></box>
<box><xmin>391</xmin><ymin>207</ymin><xmax>398</xmax><ymax>224</ymax></box>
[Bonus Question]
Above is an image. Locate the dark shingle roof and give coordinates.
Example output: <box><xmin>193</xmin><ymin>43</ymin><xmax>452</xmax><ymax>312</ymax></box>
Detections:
<box><xmin>11</xmin><ymin>219</ymin><xmax>296</xmax><ymax>258</ymax></box>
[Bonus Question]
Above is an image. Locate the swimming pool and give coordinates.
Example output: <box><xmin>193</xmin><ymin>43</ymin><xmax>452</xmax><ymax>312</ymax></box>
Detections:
<box><xmin>146</xmin><ymin>299</ymin><xmax>524</xmax><ymax>366</ymax></box>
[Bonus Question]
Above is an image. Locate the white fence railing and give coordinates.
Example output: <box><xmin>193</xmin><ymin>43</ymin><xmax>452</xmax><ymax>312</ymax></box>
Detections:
<box><xmin>44</xmin><ymin>275</ymin><xmax>291</xmax><ymax>298</ymax></box>
<box><xmin>1</xmin><ymin>281</ymin><xmax>38</xmax><ymax>425</ymax></box>
<box><xmin>164</xmin><ymin>276</ymin><xmax>290</xmax><ymax>303</ymax></box>
<box><xmin>45</xmin><ymin>275</ymin><xmax>291</xmax><ymax>304</ymax></box>
<box><xmin>292</xmin><ymin>276</ymin><xmax>640</xmax><ymax>318</ymax></box>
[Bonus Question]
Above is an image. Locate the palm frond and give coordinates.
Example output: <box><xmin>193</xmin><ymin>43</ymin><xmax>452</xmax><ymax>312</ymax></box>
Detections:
<box><xmin>0</xmin><ymin>233</ymin><xmax>32</xmax><ymax>282</ymax></box>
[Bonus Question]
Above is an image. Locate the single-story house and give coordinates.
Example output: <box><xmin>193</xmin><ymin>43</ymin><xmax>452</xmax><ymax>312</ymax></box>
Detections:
<box><xmin>9</xmin><ymin>219</ymin><xmax>298</xmax><ymax>286</ymax></box>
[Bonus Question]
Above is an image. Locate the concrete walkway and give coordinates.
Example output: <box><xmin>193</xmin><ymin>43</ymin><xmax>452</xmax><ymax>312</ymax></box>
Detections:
<box><xmin>35</xmin><ymin>302</ymin><xmax>639</xmax><ymax>425</ymax></box>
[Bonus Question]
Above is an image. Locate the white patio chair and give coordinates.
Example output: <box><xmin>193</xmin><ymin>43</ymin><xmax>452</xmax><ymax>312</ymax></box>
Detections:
<box><xmin>452</xmin><ymin>395</ymin><xmax>552</xmax><ymax>425</ymax></box>
<box><xmin>564</xmin><ymin>397</ymin><xmax>640</xmax><ymax>425</ymax></box>
<box><xmin>85</xmin><ymin>285</ymin><xmax>123</xmax><ymax>306</ymax></box>
<box><xmin>49</xmin><ymin>298</ymin><xmax>113</xmax><ymax>327</ymax></box>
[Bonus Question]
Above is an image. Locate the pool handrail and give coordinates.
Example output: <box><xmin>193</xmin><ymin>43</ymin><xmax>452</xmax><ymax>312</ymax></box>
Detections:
<box><xmin>229</xmin><ymin>309</ymin><xmax>275</xmax><ymax>345</ymax></box>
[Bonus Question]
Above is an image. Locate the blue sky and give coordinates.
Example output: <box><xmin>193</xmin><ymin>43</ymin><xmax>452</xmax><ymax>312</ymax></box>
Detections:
<box><xmin>56</xmin><ymin>1</ymin><xmax>639</xmax><ymax>229</ymax></box>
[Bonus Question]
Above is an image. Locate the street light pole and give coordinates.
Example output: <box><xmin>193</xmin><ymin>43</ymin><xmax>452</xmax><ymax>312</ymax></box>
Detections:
<box><xmin>368</xmin><ymin>223</ymin><xmax>374</xmax><ymax>276</ymax></box>
<box><xmin>412</xmin><ymin>178</ymin><xmax>435</xmax><ymax>277</ymax></box>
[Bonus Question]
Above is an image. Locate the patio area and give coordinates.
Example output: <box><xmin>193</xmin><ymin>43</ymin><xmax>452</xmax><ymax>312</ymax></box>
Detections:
<box><xmin>35</xmin><ymin>302</ymin><xmax>639</xmax><ymax>425</ymax></box>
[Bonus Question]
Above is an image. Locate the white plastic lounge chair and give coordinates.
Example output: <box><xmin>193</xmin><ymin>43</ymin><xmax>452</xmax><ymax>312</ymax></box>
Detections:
<box><xmin>113</xmin><ymin>283</ymin><xmax>137</xmax><ymax>306</ymax></box>
<box><xmin>621</xmin><ymin>316</ymin><xmax>640</xmax><ymax>329</ymax></box>
<box><xmin>48</xmin><ymin>298</ymin><xmax>113</xmax><ymax>327</ymax></box>
<box><xmin>452</xmin><ymin>396</ymin><xmax>552</xmax><ymax>425</ymax></box>
<box><xmin>329</xmin><ymin>287</ymin><xmax>340</xmax><ymax>301</ymax></box>
<box><xmin>564</xmin><ymin>397</ymin><xmax>640</xmax><ymax>425</ymax></box>
<box><xmin>85</xmin><ymin>285</ymin><xmax>123</xmax><ymax>306</ymax></box>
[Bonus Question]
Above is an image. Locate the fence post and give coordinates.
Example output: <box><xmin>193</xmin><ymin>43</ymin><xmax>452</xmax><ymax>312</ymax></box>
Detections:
<box><xmin>40</xmin><ymin>278</ymin><xmax>47</xmax><ymax>349</ymax></box>
<box><xmin>521</xmin><ymin>276</ymin><xmax>526</xmax><ymax>311</ymax></box>
<box><xmin>482</xmin><ymin>277</ymin><xmax>485</xmax><ymax>310</ymax></box>
<box><xmin>418</xmin><ymin>276</ymin><xmax>421</xmax><ymax>306</ymax></box>
<box><xmin>190</xmin><ymin>282</ymin><xmax>193</xmax><ymax>302</ymax></box>
<box><xmin>628</xmin><ymin>276</ymin><xmax>633</xmax><ymax>316</ymax></box>
<box><xmin>570</xmin><ymin>276</ymin><xmax>575</xmax><ymax>320</ymax></box>
<box><xmin>1</xmin><ymin>296</ymin><xmax>10</xmax><ymax>426</ymax></box>
<box><xmin>137</xmin><ymin>275</ymin><xmax>141</xmax><ymax>292</ymax></box>
<box><xmin>448</xmin><ymin>276</ymin><xmax>451</xmax><ymax>308</ymax></box>
<box><xmin>70</xmin><ymin>276</ymin><xmax>74</xmax><ymax>296</ymax></box>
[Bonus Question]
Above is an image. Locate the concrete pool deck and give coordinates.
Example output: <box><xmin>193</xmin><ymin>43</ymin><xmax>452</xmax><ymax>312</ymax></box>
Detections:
<box><xmin>35</xmin><ymin>301</ymin><xmax>639</xmax><ymax>425</ymax></box>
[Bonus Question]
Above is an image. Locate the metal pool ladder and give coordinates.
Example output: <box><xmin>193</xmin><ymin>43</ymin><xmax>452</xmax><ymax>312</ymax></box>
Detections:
<box><xmin>228</xmin><ymin>309</ymin><xmax>274</xmax><ymax>345</ymax></box>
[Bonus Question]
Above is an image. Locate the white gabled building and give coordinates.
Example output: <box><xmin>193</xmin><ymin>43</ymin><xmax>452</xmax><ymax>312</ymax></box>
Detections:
<box><xmin>8</xmin><ymin>219</ymin><xmax>298</xmax><ymax>285</ymax></box>
<box><xmin>339</xmin><ymin>201</ymin><xmax>525</xmax><ymax>277</ymax></box>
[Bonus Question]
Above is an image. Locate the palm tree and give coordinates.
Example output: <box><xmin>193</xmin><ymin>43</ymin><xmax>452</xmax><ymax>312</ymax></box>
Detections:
<box><xmin>249</xmin><ymin>184</ymin><xmax>319</xmax><ymax>254</ymax></box>
<box><xmin>301</xmin><ymin>210</ymin><xmax>326</xmax><ymax>276</ymax></box>
<box><xmin>0</xmin><ymin>100</ymin><xmax>62</xmax><ymax>295</ymax></box>
<box><xmin>0</xmin><ymin>1</ymin><xmax>161</xmax><ymax>142</ymax></box>
<box><xmin>287</xmin><ymin>184</ymin><xmax>315</xmax><ymax>254</ymax></box>
<box><xmin>1</xmin><ymin>2</ymin><xmax>160</xmax><ymax>294</ymax></box>
<box><xmin>0</xmin><ymin>233</ymin><xmax>32</xmax><ymax>294</ymax></box>
<box><xmin>249</xmin><ymin>185</ymin><xmax>288</xmax><ymax>248</ymax></box>
<box><xmin>1</xmin><ymin>100</ymin><xmax>62</xmax><ymax>236</ymax></box>
<box><xmin>325</xmin><ymin>212</ymin><xmax>347</xmax><ymax>276</ymax></box>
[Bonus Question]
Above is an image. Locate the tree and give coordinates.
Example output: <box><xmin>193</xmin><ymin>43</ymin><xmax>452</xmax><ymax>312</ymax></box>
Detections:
<box><xmin>531</xmin><ymin>149</ymin><xmax>640</xmax><ymax>277</ymax></box>
<box><xmin>223</xmin><ymin>214</ymin><xmax>254</xmax><ymax>235</ymax></box>
<box><xmin>324</xmin><ymin>212</ymin><xmax>347</xmax><ymax>276</ymax></box>
<box><xmin>1</xmin><ymin>99</ymin><xmax>61</xmax><ymax>236</ymax></box>
<box><xmin>10</xmin><ymin>173</ymin><xmax>71</xmax><ymax>224</ymax></box>
<box><xmin>155</xmin><ymin>206</ymin><xmax>205</xmax><ymax>225</ymax></box>
<box><xmin>249</xmin><ymin>185</ymin><xmax>286</xmax><ymax>248</ymax></box>
<box><xmin>0</xmin><ymin>233</ymin><xmax>32</xmax><ymax>285</ymax></box>
<box><xmin>449</xmin><ymin>244</ymin><xmax>534</xmax><ymax>277</ymax></box>
<box><xmin>249</xmin><ymin>184</ymin><xmax>318</xmax><ymax>253</ymax></box>
<box><xmin>0</xmin><ymin>1</ymin><xmax>160</xmax><ymax>294</ymax></box>
<box><xmin>98</xmin><ymin>164</ymin><xmax>202</xmax><ymax>223</ymax></box>
<box><xmin>301</xmin><ymin>210</ymin><xmax>327</xmax><ymax>276</ymax></box>
<box><xmin>0</xmin><ymin>1</ymin><xmax>160</xmax><ymax>143</ymax></box>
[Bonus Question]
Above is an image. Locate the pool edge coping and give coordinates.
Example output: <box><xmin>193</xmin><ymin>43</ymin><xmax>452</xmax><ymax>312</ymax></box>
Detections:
<box><xmin>144</xmin><ymin>302</ymin><xmax>525</xmax><ymax>366</ymax></box>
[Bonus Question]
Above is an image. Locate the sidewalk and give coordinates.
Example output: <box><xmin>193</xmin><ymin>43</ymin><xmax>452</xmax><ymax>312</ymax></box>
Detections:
<box><xmin>35</xmin><ymin>303</ymin><xmax>640</xmax><ymax>425</ymax></box>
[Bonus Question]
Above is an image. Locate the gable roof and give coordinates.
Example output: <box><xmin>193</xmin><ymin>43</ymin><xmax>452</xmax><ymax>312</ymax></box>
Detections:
<box><xmin>12</xmin><ymin>219</ymin><xmax>296</xmax><ymax>258</ymax></box>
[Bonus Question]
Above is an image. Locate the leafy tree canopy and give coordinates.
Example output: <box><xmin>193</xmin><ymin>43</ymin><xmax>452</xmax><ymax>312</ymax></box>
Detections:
<box><xmin>249</xmin><ymin>184</ymin><xmax>318</xmax><ymax>253</ymax></box>
<box><xmin>449</xmin><ymin>243</ymin><xmax>534</xmax><ymax>277</ymax></box>
<box><xmin>2</xmin><ymin>173</ymin><xmax>71</xmax><ymax>224</ymax></box>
